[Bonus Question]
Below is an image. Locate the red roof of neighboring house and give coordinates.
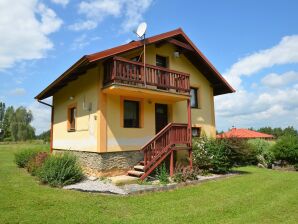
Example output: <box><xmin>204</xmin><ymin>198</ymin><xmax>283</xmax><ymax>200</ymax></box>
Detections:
<box><xmin>216</xmin><ymin>128</ymin><xmax>274</xmax><ymax>139</ymax></box>
<box><xmin>35</xmin><ymin>28</ymin><xmax>235</xmax><ymax>100</ymax></box>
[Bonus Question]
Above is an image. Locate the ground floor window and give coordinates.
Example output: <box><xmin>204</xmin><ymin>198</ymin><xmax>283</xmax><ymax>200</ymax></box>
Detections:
<box><xmin>67</xmin><ymin>104</ymin><xmax>77</xmax><ymax>131</ymax></box>
<box><xmin>124</xmin><ymin>100</ymin><xmax>140</xmax><ymax>128</ymax></box>
<box><xmin>192</xmin><ymin>127</ymin><xmax>201</xmax><ymax>137</ymax></box>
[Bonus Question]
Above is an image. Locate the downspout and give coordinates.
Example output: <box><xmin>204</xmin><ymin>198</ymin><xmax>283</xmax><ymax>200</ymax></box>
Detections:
<box><xmin>37</xmin><ymin>100</ymin><xmax>54</xmax><ymax>153</ymax></box>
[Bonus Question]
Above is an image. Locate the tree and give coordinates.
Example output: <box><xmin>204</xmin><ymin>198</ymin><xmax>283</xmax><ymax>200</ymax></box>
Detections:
<box><xmin>3</xmin><ymin>106</ymin><xmax>14</xmax><ymax>141</ymax></box>
<box><xmin>2</xmin><ymin>106</ymin><xmax>35</xmax><ymax>141</ymax></box>
<box><xmin>0</xmin><ymin>102</ymin><xmax>5</xmax><ymax>140</ymax></box>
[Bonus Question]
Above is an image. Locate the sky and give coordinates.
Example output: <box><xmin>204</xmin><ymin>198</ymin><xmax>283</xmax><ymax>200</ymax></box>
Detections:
<box><xmin>1</xmin><ymin>0</ymin><xmax>298</xmax><ymax>134</ymax></box>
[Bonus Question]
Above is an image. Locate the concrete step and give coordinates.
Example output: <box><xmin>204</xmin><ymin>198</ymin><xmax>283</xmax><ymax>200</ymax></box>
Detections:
<box><xmin>134</xmin><ymin>165</ymin><xmax>145</xmax><ymax>171</ymax></box>
<box><xmin>109</xmin><ymin>175</ymin><xmax>139</xmax><ymax>186</ymax></box>
<box><xmin>128</xmin><ymin>170</ymin><xmax>144</xmax><ymax>177</ymax></box>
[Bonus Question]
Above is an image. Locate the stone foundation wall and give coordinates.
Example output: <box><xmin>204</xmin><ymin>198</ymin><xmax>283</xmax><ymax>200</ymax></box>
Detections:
<box><xmin>53</xmin><ymin>149</ymin><xmax>143</xmax><ymax>177</ymax></box>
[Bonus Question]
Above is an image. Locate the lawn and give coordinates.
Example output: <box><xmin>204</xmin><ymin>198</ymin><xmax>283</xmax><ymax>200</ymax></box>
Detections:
<box><xmin>0</xmin><ymin>143</ymin><xmax>297</xmax><ymax>224</ymax></box>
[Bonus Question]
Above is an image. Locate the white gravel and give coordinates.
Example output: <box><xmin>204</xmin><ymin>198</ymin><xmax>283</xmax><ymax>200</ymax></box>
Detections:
<box><xmin>63</xmin><ymin>180</ymin><xmax>127</xmax><ymax>195</ymax></box>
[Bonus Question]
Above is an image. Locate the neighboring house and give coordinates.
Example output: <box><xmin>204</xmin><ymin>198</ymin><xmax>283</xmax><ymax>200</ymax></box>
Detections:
<box><xmin>217</xmin><ymin>128</ymin><xmax>274</xmax><ymax>140</ymax></box>
<box><xmin>35</xmin><ymin>28</ymin><xmax>234</xmax><ymax>179</ymax></box>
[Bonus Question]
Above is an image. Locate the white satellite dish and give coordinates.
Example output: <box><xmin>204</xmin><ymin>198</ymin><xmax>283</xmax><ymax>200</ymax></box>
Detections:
<box><xmin>136</xmin><ymin>22</ymin><xmax>147</xmax><ymax>38</ymax></box>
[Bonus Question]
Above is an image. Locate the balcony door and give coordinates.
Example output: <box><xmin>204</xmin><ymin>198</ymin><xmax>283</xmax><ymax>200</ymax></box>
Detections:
<box><xmin>156</xmin><ymin>55</ymin><xmax>169</xmax><ymax>89</ymax></box>
<box><xmin>155</xmin><ymin>104</ymin><xmax>168</xmax><ymax>134</ymax></box>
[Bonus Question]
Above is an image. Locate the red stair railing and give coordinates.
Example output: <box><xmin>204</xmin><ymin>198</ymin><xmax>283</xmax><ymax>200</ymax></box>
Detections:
<box><xmin>140</xmin><ymin>123</ymin><xmax>190</xmax><ymax>180</ymax></box>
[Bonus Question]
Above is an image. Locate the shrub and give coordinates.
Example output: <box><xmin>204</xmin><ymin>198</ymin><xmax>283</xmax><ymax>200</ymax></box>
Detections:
<box><xmin>248</xmin><ymin>139</ymin><xmax>275</xmax><ymax>167</ymax></box>
<box><xmin>294</xmin><ymin>163</ymin><xmax>298</xmax><ymax>171</ymax></box>
<box><xmin>37</xmin><ymin>153</ymin><xmax>83</xmax><ymax>187</ymax></box>
<box><xmin>272</xmin><ymin>135</ymin><xmax>298</xmax><ymax>164</ymax></box>
<box><xmin>226</xmin><ymin>138</ymin><xmax>257</xmax><ymax>165</ymax></box>
<box><xmin>173</xmin><ymin>163</ymin><xmax>199</xmax><ymax>183</ymax></box>
<box><xmin>156</xmin><ymin>163</ymin><xmax>169</xmax><ymax>185</ymax></box>
<box><xmin>27</xmin><ymin>152</ymin><xmax>48</xmax><ymax>176</ymax></box>
<box><xmin>14</xmin><ymin>149</ymin><xmax>39</xmax><ymax>168</ymax></box>
<box><xmin>193</xmin><ymin>137</ymin><xmax>233</xmax><ymax>174</ymax></box>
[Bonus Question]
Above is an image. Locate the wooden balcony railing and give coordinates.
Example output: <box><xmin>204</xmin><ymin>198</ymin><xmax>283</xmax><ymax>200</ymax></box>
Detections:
<box><xmin>140</xmin><ymin>123</ymin><xmax>190</xmax><ymax>180</ymax></box>
<box><xmin>104</xmin><ymin>57</ymin><xmax>190</xmax><ymax>94</ymax></box>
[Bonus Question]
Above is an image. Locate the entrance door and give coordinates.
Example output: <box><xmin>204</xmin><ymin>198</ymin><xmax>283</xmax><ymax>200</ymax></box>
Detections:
<box><xmin>155</xmin><ymin>104</ymin><xmax>168</xmax><ymax>134</ymax></box>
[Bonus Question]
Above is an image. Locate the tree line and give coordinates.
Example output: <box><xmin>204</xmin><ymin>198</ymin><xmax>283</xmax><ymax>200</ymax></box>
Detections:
<box><xmin>0</xmin><ymin>102</ymin><xmax>35</xmax><ymax>141</ymax></box>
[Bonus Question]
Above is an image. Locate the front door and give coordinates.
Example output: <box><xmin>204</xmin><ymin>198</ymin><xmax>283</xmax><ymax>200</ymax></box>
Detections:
<box><xmin>155</xmin><ymin>104</ymin><xmax>168</xmax><ymax>134</ymax></box>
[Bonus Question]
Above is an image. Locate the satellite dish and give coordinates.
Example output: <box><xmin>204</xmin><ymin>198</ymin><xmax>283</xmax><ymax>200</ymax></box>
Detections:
<box><xmin>135</xmin><ymin>22</ymin><xmax>147</xmax><ymax>38</ymax></box>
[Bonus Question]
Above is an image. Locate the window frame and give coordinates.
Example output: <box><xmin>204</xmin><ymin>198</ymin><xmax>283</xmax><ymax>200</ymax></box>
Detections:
<box><xmin>156</xmin><ymin>55</ymin><xmax>168</xmax><ymax>68</ymax></box>
<box><xmin>67</xmin><ymin>103</ymin><xmax>77</xmax><ymax>132</ymax></box>
<box><xmin>190</xmin><ymin>87</ymin><xmax>200</xmax><ymax>109</ymax></box>
<box><xmin>192</xmin><ymin>127</ymin><xmax>201</xmax><ymax>137</ymax></box>
<box><xmin>120</xmin><ymin>97</ymin><xmax>144</xmax><ymax>129</ymax></box>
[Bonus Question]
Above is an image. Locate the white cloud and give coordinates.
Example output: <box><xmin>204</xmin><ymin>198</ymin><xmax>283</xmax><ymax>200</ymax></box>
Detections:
<box><xmin>29</xmin><ymin>100</ymin><xmax>51</xmax><ymax>134</ymax></box>
<box><xmin>69</xmin><ymin>20</ymin><xmax>97</xmax><ymax>31</ymax></box>
<box><xmin>51</xmin><ymin>0</ymin><xmax>69</xmax><ymax>7</ymax></box>
<box><xmin>9</xmin><ymin>88</ymin><xmax>26</xmax><ymax>96</ymax></box>
<box><xmin>216</xmin><ymin>34</ymin><xmax>298</xmax><ymax>131</ymax></box>
<box><xmin>70</xmin><ymin>0</ymin><xmax>153</xmax><ymax>32</ymax></box>
<box><xmin>0</xmin><ymin>0</ymin><xmax>62</xmax><ymax>70</ymax></box>
<box><xmin>223</xmin><ymin>35</ymin><xmax>298</xmax><ymax>89</ymax></box>
<box><xmin>70</xmin><ymin>34</ymin><xmax>101</xmax><ymax>50</ymax></box>
<box><xmin>261</xmin><ymin>71</ymin><xmax>298</xmax><ymax>88</ymax></box>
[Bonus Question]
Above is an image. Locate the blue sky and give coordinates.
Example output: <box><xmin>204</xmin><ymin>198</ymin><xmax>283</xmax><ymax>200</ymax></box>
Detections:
<box><xmin>1</xmin><ymin>0</ymin><xmax>298</xmax><ymax>134</ymax></box>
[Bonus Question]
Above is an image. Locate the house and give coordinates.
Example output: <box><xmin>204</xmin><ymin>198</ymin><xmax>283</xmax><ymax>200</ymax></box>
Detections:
<box><xmin>217</xmin><ymin>128</ymin><xmax>274</xmax><ymax>140</ymax></box>
<box><xmin>35</xmin><ymin>28</ymin><xmax>234</xmax><ymax>179</ymax></box>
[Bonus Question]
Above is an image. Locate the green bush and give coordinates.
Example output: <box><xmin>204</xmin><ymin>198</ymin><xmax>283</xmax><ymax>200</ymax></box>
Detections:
<box><xmin>37</xmin><ymin>153</ymin><xmax>83</xmax><ymax>187</ymax></box>
<box><xmin>248</xmin><ymin>139</ymin><xmax>275</xmax><ymax>167</ymax></box>
<box><xmin>294</xmin><ymin>163</ymin><xmax>298</xmax><ymax>171</ymax></box>
<box><xmin>193</xmin><ymin>137</ymin><xmax>233</xmax><ymax>174</ymax></box>
<box><xmin>14</xmin><ymin>149</ymin><xmax>39</xmax><ymax>168</ymax></box>
<box><xmin>156</xmin><ymin>163</ymin><xmax>169</xmax><ymax>185</ymax></box>
<box><xmin>226</xmin><ymin>138</ymin><xmax>257</xmax><ymax>165</ymax></box>
<box><xmin>27</xmin><ymin>152</ymin><xmax>48</xmax><ymax>176</ymax></box>
<box><xmin>272</xmin><ymin>135</ymin><xmax>298</xmax><ymax>164</ymax></box>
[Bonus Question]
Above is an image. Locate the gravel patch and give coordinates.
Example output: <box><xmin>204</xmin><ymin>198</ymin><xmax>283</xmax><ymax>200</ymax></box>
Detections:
<box><xmin>63</xmin><ymin>180</ymin><xmax>127</xmax><ymax>195</ymax></box>
<box><xmin>63</xmin><ymin>172</ymin><xmax>238</xmax><ymax>195</ymax></box>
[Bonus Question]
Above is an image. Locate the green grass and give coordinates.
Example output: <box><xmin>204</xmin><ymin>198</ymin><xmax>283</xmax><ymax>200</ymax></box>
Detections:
<box><xmin>0</xmin><ymin>143</ymin><xmax>297</xmax><ymax>224</ymax></box>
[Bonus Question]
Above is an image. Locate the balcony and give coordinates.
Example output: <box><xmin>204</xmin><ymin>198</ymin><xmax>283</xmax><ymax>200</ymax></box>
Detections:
<box><xmin>103</xmin><ymin>57</ymin><xmax>190</xmax><ymax>101</ymax></box>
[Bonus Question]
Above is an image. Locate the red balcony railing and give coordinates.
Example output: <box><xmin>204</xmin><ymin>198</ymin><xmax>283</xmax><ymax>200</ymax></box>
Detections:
<box><xmin>104</xmin><ymin>57</ymin><xmax>190</xmax><ymax>94</ymax></box>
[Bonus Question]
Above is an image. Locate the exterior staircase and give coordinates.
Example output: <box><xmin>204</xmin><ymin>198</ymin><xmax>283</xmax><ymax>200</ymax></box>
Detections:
<box><xmin>128</xmin><ymin>123</ymin><xmax>191</xmax><ymax>180</ymax></box>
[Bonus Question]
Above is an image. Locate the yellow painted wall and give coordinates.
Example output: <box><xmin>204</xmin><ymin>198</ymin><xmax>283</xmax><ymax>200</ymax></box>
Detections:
<box><xmin>52</xmin><ymin>42</ymin><xmax>216</xmax><ymax>152</ymax></box>
<box><xmin>52</xmin><ymin>67</ymin><xmax>99</xmax><ymax>152</ymax></box>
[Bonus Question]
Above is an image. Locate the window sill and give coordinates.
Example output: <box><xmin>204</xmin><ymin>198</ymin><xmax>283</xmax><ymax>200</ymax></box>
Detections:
<box><xmin>67</xmin><ymin>129</ymin><xmax>76</xmax><ymax>132</ymax></box>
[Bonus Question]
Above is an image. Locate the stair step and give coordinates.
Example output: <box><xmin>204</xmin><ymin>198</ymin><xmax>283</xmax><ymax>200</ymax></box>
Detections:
<box><xmin>134</xmin><ymin>165</ymin><xmax>145</xmax><ymax>171</ymax></box>
<box><xmin>128</xmin><ymin>170</ymin><xmax>144</xmax><ymax>177</ymax></box>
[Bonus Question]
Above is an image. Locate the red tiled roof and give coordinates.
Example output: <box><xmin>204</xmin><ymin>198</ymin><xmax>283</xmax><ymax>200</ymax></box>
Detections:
<box><xmin>216</xmin><ymin>128</ymin><xmax>274</xmax><ymax>139</ymax></box>
<box><xmin>35</xmin><ymin>28</ymin><xmax>235</xmax><ymax>100</ymax></box>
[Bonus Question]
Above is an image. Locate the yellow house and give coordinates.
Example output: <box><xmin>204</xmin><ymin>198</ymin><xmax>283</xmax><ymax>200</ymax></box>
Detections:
<box><xmin>35</xmin><ymin>28</ymin><xmax>234</xmax><ymax>179</ymax></box>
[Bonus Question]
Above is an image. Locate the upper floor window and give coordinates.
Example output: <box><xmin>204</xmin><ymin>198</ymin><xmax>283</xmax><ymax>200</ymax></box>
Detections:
<box><xmin>124</xmin><ymin>100</ymin><xmax>140</xmax><ymax>128</ymax></box>
<box><xmin>68</xmin><ymin>105</ymin><xmax>76</xmax><ymax>131</ymax></box>
<box><xmin>190</xmin><ymin>87</ymin><xmax>199</xmax><ymax>108</ymax></box>
<box><xmin>156</xmin><ymin>55</ymin><xmax>167</xmax><ymax>68</ymax></box>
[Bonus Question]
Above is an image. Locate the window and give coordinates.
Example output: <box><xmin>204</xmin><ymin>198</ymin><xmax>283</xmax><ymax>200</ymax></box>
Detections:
<box><xmin>190</xmin><ymin>87</ymin><xmax>199</xmax><ymax>108</ymax></box>
<box><xmin>156</xmin><ymin>55</ymin><xmax>167</xmax><ymax>68</ymax></box>
<box><xmin>124</xmin><ymin>100</ymin><xmax>139</xmax><ymax>128</ymax></box>
<box><xmin>192</xmin><ymin>127</ymin><xmax>201</xmax><ymax>137</ymax></box>
<box><xmin>68</xmin><ymin>105</ymin><xmax>76</xmax><ymax>131</ymax></box>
